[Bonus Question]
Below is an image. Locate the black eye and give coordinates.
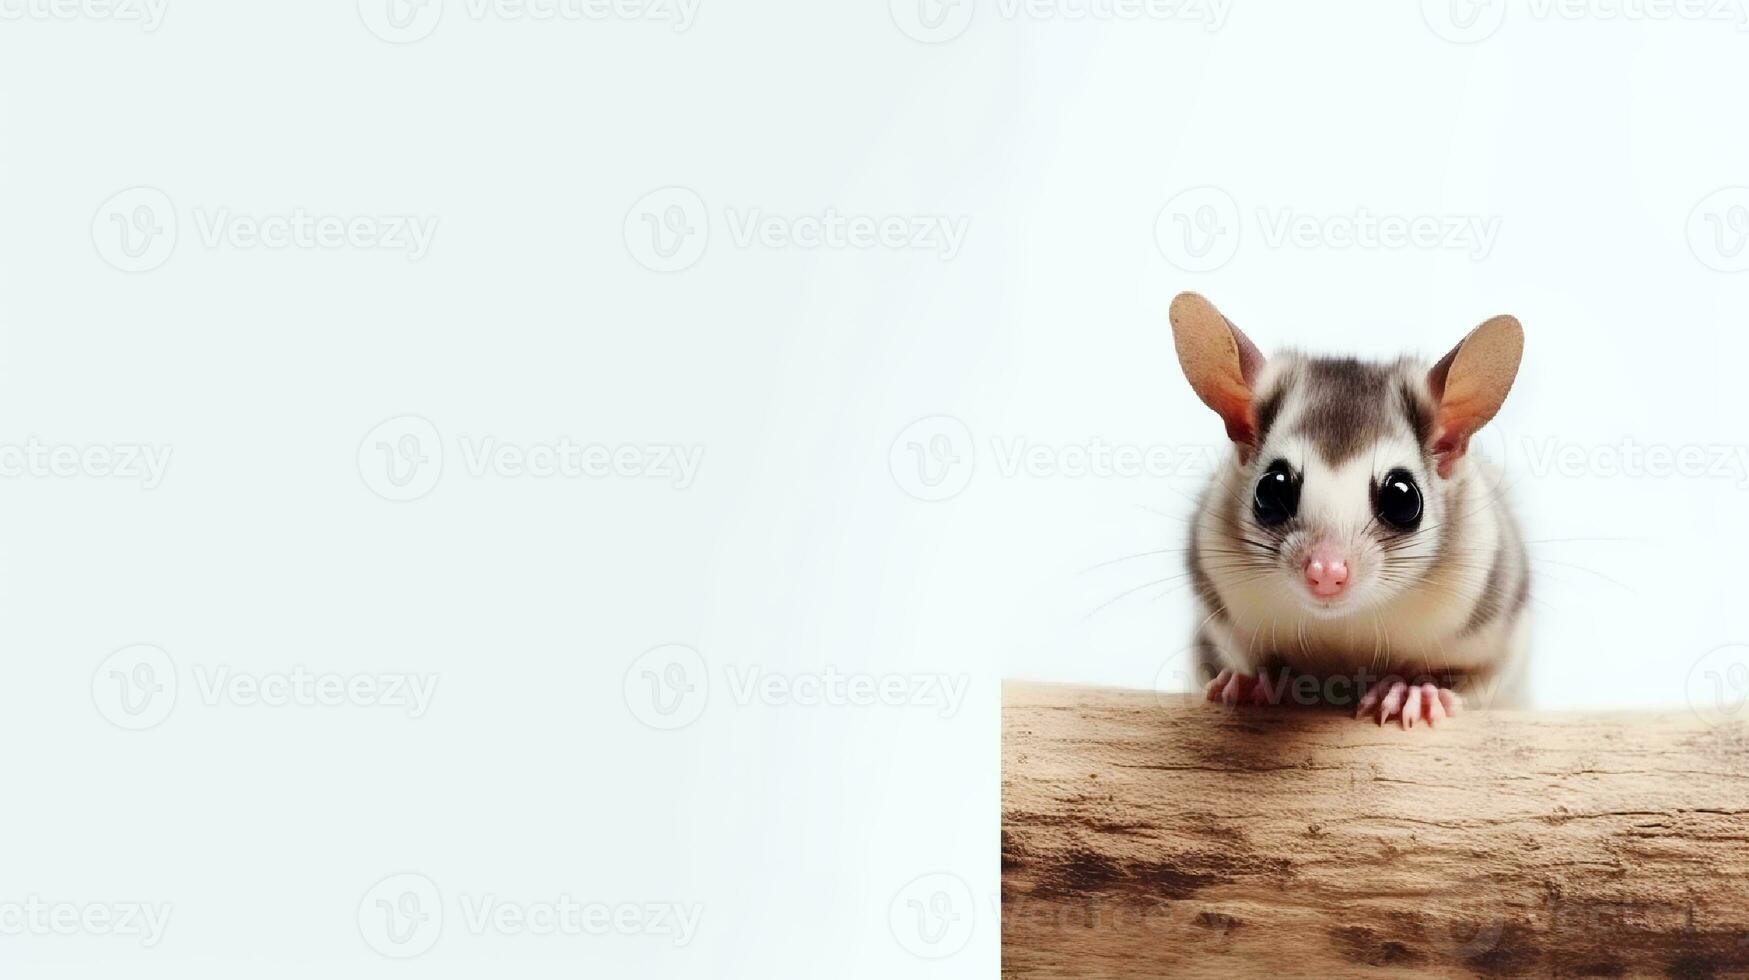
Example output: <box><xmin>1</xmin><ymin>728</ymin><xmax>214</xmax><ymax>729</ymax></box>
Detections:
<box><xmin>1252</xmin><ymin>460</ymin><xmax>1299</xmax><ymax>527</ymax></box>
<box><xmin>1375</xmin><ymin>468</ymin><xmax>1423</xmax><ymax>530</ymax></box>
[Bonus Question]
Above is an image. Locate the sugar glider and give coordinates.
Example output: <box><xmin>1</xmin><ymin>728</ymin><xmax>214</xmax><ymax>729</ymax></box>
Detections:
<box><xmin>1170</xmin><ymin>292</ymin><xmax>1528</xmax><ymax>727</ymax></box>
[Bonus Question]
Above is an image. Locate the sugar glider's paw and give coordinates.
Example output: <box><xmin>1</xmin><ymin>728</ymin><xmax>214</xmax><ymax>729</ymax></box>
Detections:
<box><xmin>1355</xmin><ymin>678</ymin><xmax>1461</xmax><ymax>729</ymax></box>
<box><xmin>1204</xmin><ymin>669</ymin><xmax>1275</xmax><ymax>707</ymax></box>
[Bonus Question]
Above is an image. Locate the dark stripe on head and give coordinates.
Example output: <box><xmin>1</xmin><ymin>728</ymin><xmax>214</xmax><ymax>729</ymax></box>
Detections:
<box><xmin>1252</xmin><ymin>364</ymin><xmax>1298</xmax><ymax>445</ymax></box>
<box><xmin>1399</xmin><ymin>378</ymin><xmax>1434</xmax><ymax>447</ymax></box>
<box><xmin>1290</xmin><ymin>358</ymin><xmax>1405</xmax><ymax>466</ymax></box>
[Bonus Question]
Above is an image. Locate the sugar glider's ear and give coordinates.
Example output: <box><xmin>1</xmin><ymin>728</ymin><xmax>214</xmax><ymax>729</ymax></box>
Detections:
<box><xmin>1169</xmin><ymin>292</ymin><xmax>1266</xmax><ymax>454</ymax></box>
<box><xmin>1426</xmin><ymin>314</ymin><xmax>1523</xmax><ymax>479</ymax></box>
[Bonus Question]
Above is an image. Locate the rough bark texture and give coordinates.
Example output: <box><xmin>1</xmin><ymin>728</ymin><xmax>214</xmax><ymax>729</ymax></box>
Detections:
<box><xmin>1002</xmin><ymin>682</ymin><xmax>1749</xmax><ymax>979</ymax></box>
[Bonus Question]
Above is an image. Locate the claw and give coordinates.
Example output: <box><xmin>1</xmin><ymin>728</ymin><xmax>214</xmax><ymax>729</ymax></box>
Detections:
<box><xmin>1377</xmin><ymin>681</ymin><xmax>1408</xmax><ymax>726</ymax></box>
<box><xmin>1203</xmin><ymin>670</ymin><xmax>1273</xmax><ymax>708</ymax></box>
<box><xmin>1355</xmin><ymin>684</ymin><xmax>1382</xmax><ymax>719</ymax></box>
<box><xmin>1355</xmin><ymin>676</ymin><xmax>1463</xmax><ymax>729</ymax></box>
<box><xmin>1438</xmin><ymin>688</ymin><xmax>1463</xmax><ymax>715</ymax></box>
<box><xmin>1424</xmin><ymin>683</ymin><xmax>1446</xmax><ymax>727</ymax></box>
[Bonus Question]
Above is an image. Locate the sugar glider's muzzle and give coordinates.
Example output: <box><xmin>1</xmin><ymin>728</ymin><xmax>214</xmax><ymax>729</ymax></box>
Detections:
<box><xmin>1302</xmin><ymin>542</ymin><xmax>1349</xmax><ymax>598</ymax></box>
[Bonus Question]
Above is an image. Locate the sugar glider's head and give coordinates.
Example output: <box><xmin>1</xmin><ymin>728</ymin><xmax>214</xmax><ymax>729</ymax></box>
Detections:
<box><xmin>1169</xmin><ymin>292</ymin><xmax>1523</xmax><ymax>618</ymax></box>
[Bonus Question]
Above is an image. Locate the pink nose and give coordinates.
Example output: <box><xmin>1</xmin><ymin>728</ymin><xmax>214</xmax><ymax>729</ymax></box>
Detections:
<box><xmin>1303</xmin><ymin>545</ymin><xmax>1349</xmax><ymax>598</ymax></box>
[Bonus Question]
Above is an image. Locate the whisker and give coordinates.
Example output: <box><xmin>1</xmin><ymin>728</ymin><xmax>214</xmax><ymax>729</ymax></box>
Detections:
<box><xmin>1081</xmin><ymin>572</ymin><xmax>1198</xmax><ymax>621</ymax></box>
<box><xmin>1524</xmin><ymin>556</ymin><xmax>1637</xmax><ymax>593</ymax></box>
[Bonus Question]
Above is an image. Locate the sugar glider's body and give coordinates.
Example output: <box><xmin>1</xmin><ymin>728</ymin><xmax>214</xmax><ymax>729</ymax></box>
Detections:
<box><xmin>1169</xmin><ymin>294</ymin><xmax>1530</xmax><ymax>725</ymax></box>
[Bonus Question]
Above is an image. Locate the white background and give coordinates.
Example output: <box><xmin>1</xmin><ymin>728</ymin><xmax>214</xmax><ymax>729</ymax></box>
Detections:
<box><xmin>5</xmin><ymin>0</ymin><xmax>1749</xmax><ymax>976</ymax></box>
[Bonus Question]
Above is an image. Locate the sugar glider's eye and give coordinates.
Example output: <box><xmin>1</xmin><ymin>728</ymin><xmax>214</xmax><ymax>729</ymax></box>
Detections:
<box><xmin>1252</xmin><ymin>459</ymin><xmax>1299</xmax><ymax>527</ymax></box>
<box><xmin>1375</xmin><ymin>468</ymin><xmax>1423</xmax><ymax>530</ymax></box>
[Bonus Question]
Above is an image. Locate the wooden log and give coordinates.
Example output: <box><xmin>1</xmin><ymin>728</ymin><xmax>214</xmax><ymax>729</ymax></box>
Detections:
<box><xmin>1002</xmin><ymin>682</ymin><xmax>1749</xmax><ymax>979</ymax></box>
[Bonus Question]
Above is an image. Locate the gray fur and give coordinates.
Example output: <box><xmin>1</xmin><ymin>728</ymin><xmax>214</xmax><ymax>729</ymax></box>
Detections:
<box><xmin>1185</xmin><ymin>531</ymin><xmax>1226</xmax><ymax>625</ymax></box>
<box><xmin>1192</xmin><ymin>627</ymin><xmax>1221</xmax><ymax>686</ymax></box>
<box><xmin>1251</xmin><ymin>362</ymin><xmax>1297</xmax><ymax>443</ymax></box>
<box><xmin>1290</xmin><ymin>358</ymin><xmax>1407</xmax><ymax>465</ymax></box>
<box><xmin>1461</xmin><ymin>526</ymin><xmax>1509</xmax><ymax>636</ymax></box>
<box><xmin>1460</xmin><ymin>499</ymin><xmax>1531</xmax><ymax>637</ymax></box>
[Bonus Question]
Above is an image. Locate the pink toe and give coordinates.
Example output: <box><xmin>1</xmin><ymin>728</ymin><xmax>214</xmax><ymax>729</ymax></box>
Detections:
<box><xmin>1402</xmin><ymin>684</ymin><xmax>1422</xmax><ymax>729</ymax></box>
<box><xmin>1437</xmin><ymin>688</ymin><xmax>1462</xmax><ymax>715</ymax></box>
<box><xmin>1206</xmin><ymin>669</ymin><xmax>1232</xmax><ymax>702</ymax></box>
<box><xmin>1377</xmin><ymin>682</ymin><xmax>1407</xmax><ymax>726</ymax></box>
<box><xmin>1424</xmin><ymin>684</ymin><xmax>1446</xmax><ymax>726</ymax></box>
